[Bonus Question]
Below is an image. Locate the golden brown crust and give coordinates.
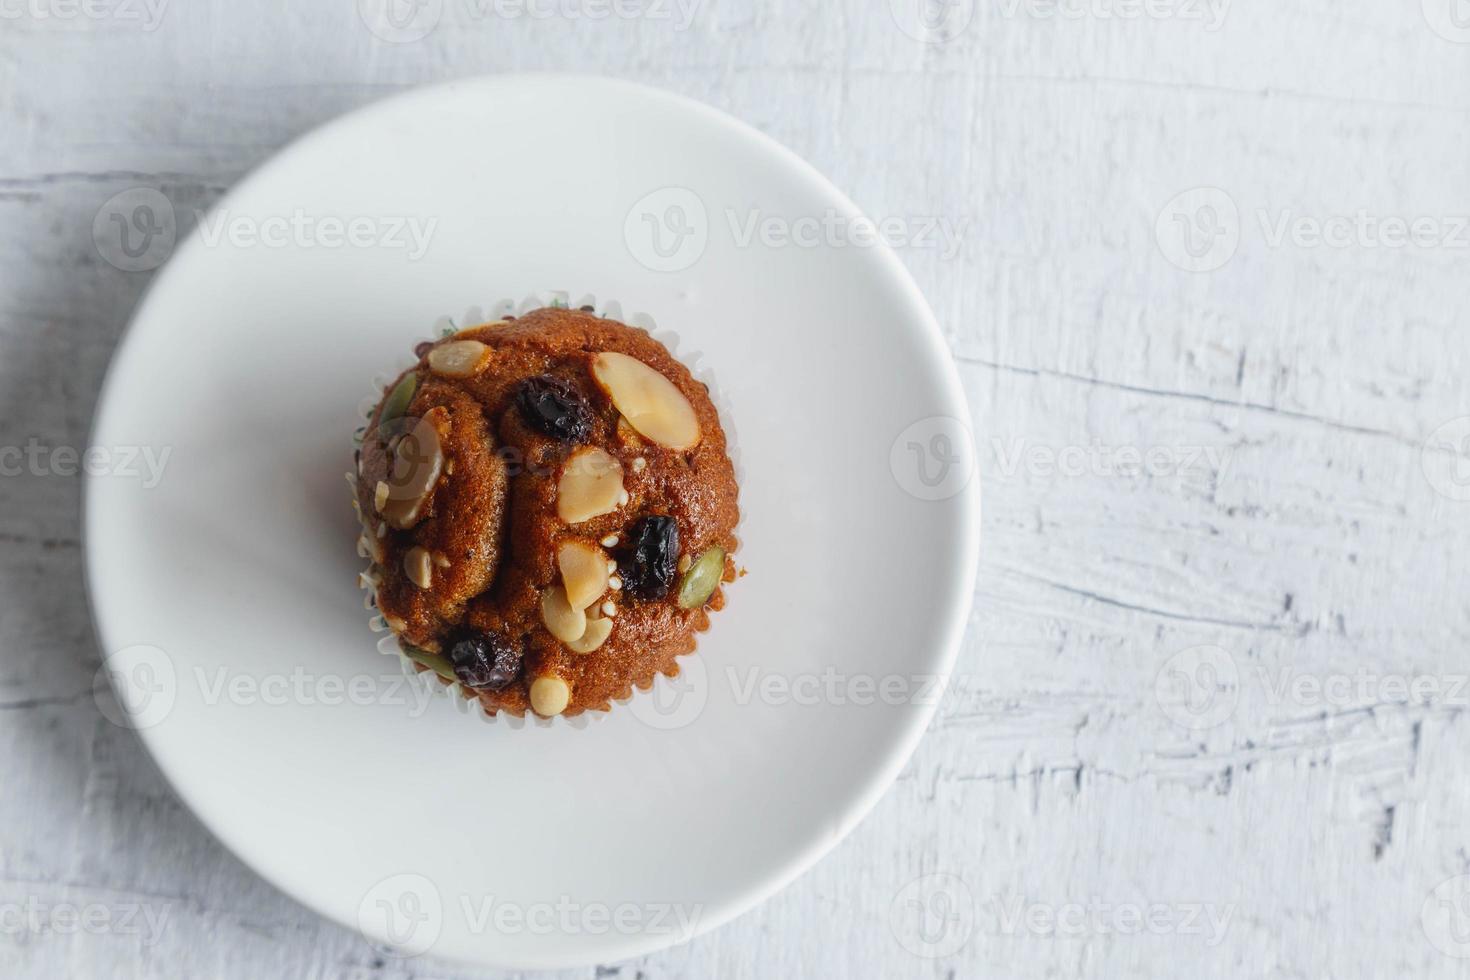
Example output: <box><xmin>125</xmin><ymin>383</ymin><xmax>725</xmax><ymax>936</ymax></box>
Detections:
<box><xmin>354</xmin><ymin>307</ymin><xmax>740</xmax><ymax>717</ymax></box>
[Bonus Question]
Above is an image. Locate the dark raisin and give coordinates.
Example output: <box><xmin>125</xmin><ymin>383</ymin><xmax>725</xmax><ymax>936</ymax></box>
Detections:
<box><xmin>447</xmin><ymin>630</ymin><xmax>522</xmax><ymax>690</ymax></box>
<box><xmin>514</xmin><ymin>375</ymin><xmax>594</xmax><ymax>443</ymax></box>
<box><xmin>618</xmin><ymin>515</ymin><xmax>680</xmax><ymax>601</ymax></box>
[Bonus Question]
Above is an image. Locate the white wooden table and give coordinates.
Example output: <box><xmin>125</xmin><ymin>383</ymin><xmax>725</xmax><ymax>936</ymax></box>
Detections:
<box><xmin>4</xmin><ymin>2</ymin><xmax>1470</xmax><ymax>976</ymax></box>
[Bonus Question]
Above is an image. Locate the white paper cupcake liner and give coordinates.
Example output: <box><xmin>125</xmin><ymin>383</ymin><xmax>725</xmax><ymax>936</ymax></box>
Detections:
<box><xmin>350</xmin><ymin>291</ymin><xmax>744</xmax><ymax>730</ymax></box>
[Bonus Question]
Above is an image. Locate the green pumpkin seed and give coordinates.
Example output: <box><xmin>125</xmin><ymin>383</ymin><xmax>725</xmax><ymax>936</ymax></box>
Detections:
<box><xmin>403</xmin><ymin>644</ymin><xmax>456</xmax><ymax>682</ymax></box>
<box><xmin>676</xmin><ymin>546</ymin><xmax>726</xmax><ymax>609</ymax></box>
<box><xmin>380</xmin><ymin>372</ymin><xmax>418</xmax><ymax>426</ymax></box>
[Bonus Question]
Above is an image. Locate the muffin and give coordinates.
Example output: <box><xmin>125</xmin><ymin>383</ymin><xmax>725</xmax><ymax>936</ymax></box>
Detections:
<box><xmin>352</xmin><ymin>306</ymin><xmax>740</xmax><ymax>719</ymax></box>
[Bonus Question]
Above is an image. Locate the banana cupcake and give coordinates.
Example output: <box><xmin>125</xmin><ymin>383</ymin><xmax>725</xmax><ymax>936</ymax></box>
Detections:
<box><xmin>353</xmin><ymin>306</ymin><xmax>740</xmax><ymax>719</ymax></box>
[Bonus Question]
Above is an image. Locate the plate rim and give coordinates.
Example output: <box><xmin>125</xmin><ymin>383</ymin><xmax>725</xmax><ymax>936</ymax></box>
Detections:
<box><xmin>83</xmin><ymin>72</ymin><xmax>982</xmax><ymax>970</ymax></box>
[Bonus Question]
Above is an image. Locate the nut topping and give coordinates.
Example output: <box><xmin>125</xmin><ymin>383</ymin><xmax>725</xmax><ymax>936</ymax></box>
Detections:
<box><xmin>427</xmin><ymin>340</ymin><xmax>492</xmax><ymax>378</ymax></box>
<box><xmin>380</xmin><ymin>414</ymin><xmax>445</xmax><ymax>530</ymax></box>
<box><xmin>565</xmin><ymin>615</ymin><xmax>612</xmax><ymax>654</ymax></box>
<box><xmin>530</xmin><ymin>675</ymin><xmax>571</xmax><ymax>717</ymax></box>
<box><xmin>591</xmin><ymin>352</ymin><xmax>701</xmax><ymax>450</ymax></box>
<box><xmin>404</xmin><ymin>546</ymin><xmax>433</xmax><ymax>590</ymax></box>
<box><xmin>556</xmin><ymin>447</ymin><xmax>624</xmax><ymax>524</ymax></box>
<box><xmin>540</xmin><ymin>585</ymin><xmax>587</xmax><ymax>644</ymax></box>
<box><xmin>557</xmin><ymin>540</ymin><xmax>610</xmax><ymax>610</ymax></box>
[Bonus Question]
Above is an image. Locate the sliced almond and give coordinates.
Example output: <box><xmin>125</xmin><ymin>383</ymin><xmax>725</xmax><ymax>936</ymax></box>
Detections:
<box><xmin>427</xmin><ymin>340</ymin><xmax>492</xmax><ymax>378</ymax></box>
<box><xmin>530</xmin><ymin>675</ymin><xmax>571</xmax><ymax>717</ymax></box>
<box><xmin>557</xmin><ymin>540</ymin><xmax>609</xmax><ymax>610</ymax></box>
<box><xmin>373</xmin><ymin>481</ymin><xmax>389</xmax><ymax>513</ymax></box>
<box><xmin>360</xmin><ymin>529</ymin><xmax>386</xmax><ymax>564</ymax></box>
<box><xmin>380</xmin><ymin>415</ymin><xmax>444</xmax><ymax>530</ymax></box>
<box><xmin>615</xmin><ymin>415</ymin><xmax>643</xmax><ymax>448</ymax></box>
<box><xmin>540</xmin><ymin>585</ymin><xmax>587</xmax><ymax>644</ymax></box>
<box><xmin>404</xmin><ymin>546</ymin><xmax>433</xmax><ymax>589</ymax></box>
<box><xmin>591</xmin><ymin>352</ymin><xmax>701</xmax><ymax>450</ymax></box>
<box><xmin>556</xmin><ymin>447</ymin><xmax>624</xmax><ymax>524</ymax></box>
<box><xmin>566</xmin><ymin>616</ymin><xmax>613</xmax><ymax>654</ymax></box>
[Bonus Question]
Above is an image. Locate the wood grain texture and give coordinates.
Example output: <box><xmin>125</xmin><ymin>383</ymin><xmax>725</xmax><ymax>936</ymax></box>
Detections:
<box><xmin>3</xmin><ymin>1</ymin><xmax>1469</xmax><ymax>976</ymax></box>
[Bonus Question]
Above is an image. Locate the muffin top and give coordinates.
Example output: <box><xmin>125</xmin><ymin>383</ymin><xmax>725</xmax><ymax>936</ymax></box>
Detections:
<box><xmin>354</xmin><ymin>307</ymin><xmax>740</xmax><ymax>718</ymax></box>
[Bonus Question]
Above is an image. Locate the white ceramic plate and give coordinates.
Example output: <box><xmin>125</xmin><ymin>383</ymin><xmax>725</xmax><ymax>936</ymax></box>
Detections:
<box><xmin>85</xmin><ymin>75</ymin><xmax>979</xmax><ymax>969</ymax></box>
